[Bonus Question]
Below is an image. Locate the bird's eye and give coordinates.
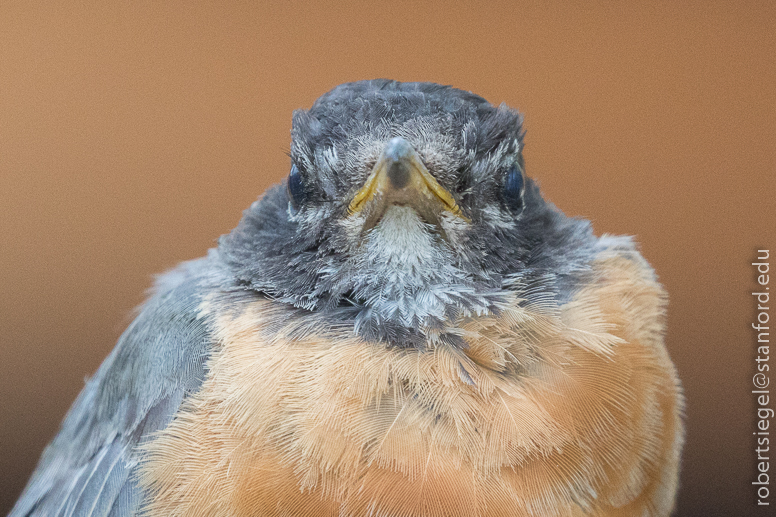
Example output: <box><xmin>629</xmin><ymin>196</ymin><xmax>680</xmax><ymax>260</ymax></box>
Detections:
<box><xmin>287</xmin><ymin>164</ymin><xmax>306</xmax><ymax>210</ymax></box>
<box><xmin>502</xmin><ymin>163</ymin><xmax>524</xmax><ymax>212</ymax></box>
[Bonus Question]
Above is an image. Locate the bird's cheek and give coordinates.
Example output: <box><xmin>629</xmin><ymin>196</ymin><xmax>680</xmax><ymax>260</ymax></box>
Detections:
<box><xmin>437</xmin><ymin>211</ymin><xmax>471</xmax><ymax>249</ymax></box>
<box><xmin>337</xmin><ymin>212</ymin><xmax>373</xmax><ymax>251</ymax></box>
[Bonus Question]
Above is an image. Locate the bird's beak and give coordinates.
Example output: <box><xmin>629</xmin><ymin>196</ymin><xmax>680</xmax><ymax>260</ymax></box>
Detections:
<box><xmin>348</xmin><ymin>137</ymin><xmax>468</xmax><ymax>230</ymax></box>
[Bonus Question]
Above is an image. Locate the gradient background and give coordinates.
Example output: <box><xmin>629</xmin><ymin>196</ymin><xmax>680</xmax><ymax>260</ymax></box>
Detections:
<box><xmin>1</xmin><ymin>2</ymin><xmax>774</xmax><ymax>515</ymax></box>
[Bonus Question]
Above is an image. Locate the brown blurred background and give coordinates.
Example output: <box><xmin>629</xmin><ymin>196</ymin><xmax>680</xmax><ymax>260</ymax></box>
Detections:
<box><xmin>1</xmin><ymin>1</ymin><xmax>773</xmax><ymax>515</ymax></box>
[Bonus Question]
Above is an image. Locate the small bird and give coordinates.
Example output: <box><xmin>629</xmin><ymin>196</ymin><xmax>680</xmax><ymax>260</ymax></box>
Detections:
<box><xmin>11</xmin><ymin>80</ymin><xmax>683</xmax><ymax>517</ymax></box>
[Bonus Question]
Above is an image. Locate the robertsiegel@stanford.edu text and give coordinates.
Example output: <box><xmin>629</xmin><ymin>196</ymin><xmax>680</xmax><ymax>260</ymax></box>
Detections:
<box><xmin>753</xmin><ymin>249</ymin><xmax>772</xmax><ymax>507</ymax></box>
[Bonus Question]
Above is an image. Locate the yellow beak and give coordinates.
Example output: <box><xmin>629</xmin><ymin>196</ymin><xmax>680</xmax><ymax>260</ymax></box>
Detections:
<box><xmin>348</xmin><ymin>137</ymin><xmax>468</xmax><ymax>227</ymax></box>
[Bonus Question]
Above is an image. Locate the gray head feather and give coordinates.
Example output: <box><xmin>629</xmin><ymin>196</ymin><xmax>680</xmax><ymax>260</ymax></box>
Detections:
<box><xmin>219</xmin><ymin>80</ymin><xmax>597</xmax><ymax>346</ymax></box>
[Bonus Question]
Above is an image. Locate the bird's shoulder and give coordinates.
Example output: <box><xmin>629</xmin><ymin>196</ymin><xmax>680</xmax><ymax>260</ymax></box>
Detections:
<box><xmin>10</xmin><ymin>252</ymin><xmax>230</xmax><ymax>517</ymax></box>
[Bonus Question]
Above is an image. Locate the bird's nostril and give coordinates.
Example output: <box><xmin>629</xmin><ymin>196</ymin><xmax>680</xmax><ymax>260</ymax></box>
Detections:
<box><xmin>387</xmin><ymin>160</ymin><xmax>410</xmax><ymax>189</ymax></box>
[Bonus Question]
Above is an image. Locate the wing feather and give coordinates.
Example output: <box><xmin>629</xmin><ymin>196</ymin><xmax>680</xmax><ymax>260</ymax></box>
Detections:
<box><xmin>10</xmin><ymin>255</ymin><xmax>227</xmax><ymax>516</ymax></box>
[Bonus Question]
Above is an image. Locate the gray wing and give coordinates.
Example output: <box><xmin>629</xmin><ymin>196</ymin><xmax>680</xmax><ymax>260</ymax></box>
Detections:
<box><xmin>10</xmin><ymin>254</ymin><xmax>226</xmax><ymax>517</ymax></box>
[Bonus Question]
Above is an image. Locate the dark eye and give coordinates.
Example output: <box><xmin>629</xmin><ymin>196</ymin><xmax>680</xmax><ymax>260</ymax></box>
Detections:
<box><xmin>502</xmin><ymin>163</ymin><xmax>524</xmax><ymax>211</ymax></box>
<box><xmin>287</xmin><ymin>164</ymin><xmax>306</xmax><ymax>209</ymax></box>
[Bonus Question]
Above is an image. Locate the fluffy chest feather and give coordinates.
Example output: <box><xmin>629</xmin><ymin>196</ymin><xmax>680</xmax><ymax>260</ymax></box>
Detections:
<box><xmin>139</xmin><ymin>252</ymin><xmax>682</xmax><ymax>517</ymax></box>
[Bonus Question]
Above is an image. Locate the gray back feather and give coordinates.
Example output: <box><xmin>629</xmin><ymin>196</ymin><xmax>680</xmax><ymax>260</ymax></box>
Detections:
<box><xmin>10</xmin><ymin>253</ymin><xmax>226</xmax><ymax>517</ymax></box>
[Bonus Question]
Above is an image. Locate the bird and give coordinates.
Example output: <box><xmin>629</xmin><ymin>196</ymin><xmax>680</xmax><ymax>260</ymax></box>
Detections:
<box><xmin>10</xmin><ymin>79</ymin><xmax>684</xmax><ymax>517</ymax></box>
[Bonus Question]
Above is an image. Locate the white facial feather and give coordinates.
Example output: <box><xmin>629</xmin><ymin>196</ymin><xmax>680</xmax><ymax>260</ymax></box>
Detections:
<box><xmin>342</xmin><ymin>206</ymin><xmax>494</xmax><ymax>331</ymax></box>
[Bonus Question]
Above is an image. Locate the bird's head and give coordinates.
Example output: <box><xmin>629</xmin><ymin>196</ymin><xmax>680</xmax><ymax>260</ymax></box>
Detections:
<box><xmin>220</xmin><ymin>80</ymin><xmax>596</xmax><ymax>346</ymax></box>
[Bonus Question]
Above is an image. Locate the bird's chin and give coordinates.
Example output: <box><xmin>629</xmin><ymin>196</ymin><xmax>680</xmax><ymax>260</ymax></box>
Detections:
<box><xmin>365</xmin><ymin>205</ymin><xmax>444</xmax><ymax>253</ymax></box>
<box><xmin>346</xmin><ymin>202</ymin><xmax>467</xmax><ymax>251</ymax></box>
<box><xmin>327</xmin><ymin>205</ymin><xmax>494</xmax><ymax>339</ymax></box>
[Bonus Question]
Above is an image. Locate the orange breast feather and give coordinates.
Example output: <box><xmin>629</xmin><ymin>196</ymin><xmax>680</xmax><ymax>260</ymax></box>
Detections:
<box><xmin>139</xmin><ymin>249</ymin><xmax>683</xmax><ymax>517</ymax></box>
